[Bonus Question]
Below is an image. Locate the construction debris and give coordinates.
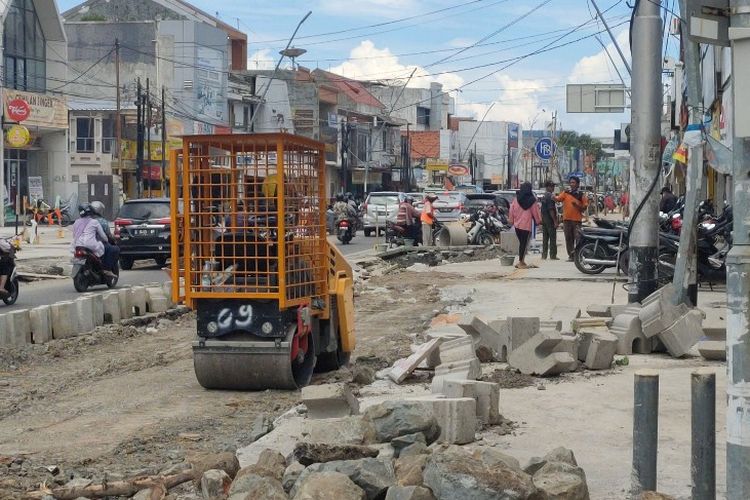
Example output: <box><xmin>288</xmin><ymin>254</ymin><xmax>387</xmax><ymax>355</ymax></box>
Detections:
<box><xmin>507</xmin><ymin>330</ymin><xmax>578</xmax><ymax>376</ymax></box>
<box><xmin>302</xmin><ymin>383</ymin><xmax>360</xmax><ymax>419</ymax></box>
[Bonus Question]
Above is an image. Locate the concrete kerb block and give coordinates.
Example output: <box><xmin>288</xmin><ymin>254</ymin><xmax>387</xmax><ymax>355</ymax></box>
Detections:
<box><xmin>90</xmin><ymin>293</ymin><xmax>105</xmax><ymax>327</ymax></box>
<box><xmin>443</xmin><ymin>380</ymin><xmax>501</xmax><ymax>425</ymax></box>
<box><xmin>301</xmin><ymin>383</ymin><xmax>359</xmax><ymax>419</ymax></box>
<box><xmin>499</xmin><ymin>230</ymin><xmax>520</xmax><ymax>255</ymax></box>
<box><xmin>50</xmin><ymin>301</ymin><xmax>79</xmax><ymax>339</ymax></box>
<box><xmin>571</xmin><ymin>317</ymin><xmax>611</xmax><ymax>333</ymax></box>
<box><xmin>393</xmin><ymin>338</ymin><xmax>443</xmax><ymax>381</ymax></box>
<box><xmin>697</xmin><ymin>340</ymin><xmax>726</xmax><ymax>361</ymax></box>
<box><xmin>76</xmin><ymin>296</ymin><xmax>95</xmax><ymax>334</ymax></box>
<box><xmin>507</xmin><ymin>330</ymin><xmax>578</xmax><ymax>376</ymax></box>
<box><xmin>412</xmin><ymin>396</ymin><xmax>477</xmax><ymax>444</ymax></box>
<box><xmin>458</xmin><ymin>314</ymin><xmax>504</xmax><ymax>361</ymax></box>
<box><xmin>657</xmin><ymin>309</ymin><xmax>704</xmax><ymax>358</ymax></box>
<box><xmin>431</xmin><ymin>358</ymin><xmax>482</xmax><ymax>393</ymax></box>
<box><xmin>702</xmin><ymin>327</ymin><xmax>726</xmax><ymax>341</ymax></box>
<box><xmin>102</xmin><ymin>291</ymin><xmax>122</xmax><ymax>324</ymax></box>
<box><xmin>639</xmin><ymin>284</ymin><xmax>690</xmax><ymax>338</ymax></box>
<box><xmin>1</xmin><ymin>310</ymin><xmax>32</xmax><ymax>347</ymax></box>
<box><xmin>130</xmin><ymin>286</ymin><xmax>148</xmax><ymax>316</ymax></box>
<box><xmin>117</xmin><ymin>288</ymin><xmax>133</xmax><ymax>320</ymax></box>
<box><xmin>146</xmin><ymin>287</ymin><xmax>170</xmax><ymax>313</ymax></box>
<box><xmin>29</xmin><ymin>305</ymin><xmax>52</xmax><ymax>344</ymax></box>
<box><xmin>541</xmin><ymin>319</ymin><xmax>562</xmax><ymax>331</ymax></box>
<box><xmin>553</xmin><ymin>333</ymin><xmax>579</xmax><ymax>359</ymax></box>
<box><xmin>438</xmin><ymin>336</ymin><xmax>475</xmax><ymax>364</ymax></box>
<box><xmin>586</xmin><ymin>304</ymin><xmax>612</xmax><ymax>317</ymax></box>
<box><xmin>161</xmin><ymin>280</ymin><xmax>175</xmax><ymax>306</ymax></box>
<box><xmin>0</xmin><ymin>315</ymin><xmax>8</xmax><ymax>343</ymax></box>
<box><xmin>547</xmin><ymin>306</ymin><xmax>581</xmax><ymax>334</ymax></box>
<box><xmin>579</xmin><ymin>330</ymin><xmax>618</xmax><ymax>370</ymax></box>
<box><xmin>609</xmin><ymin>305</ymin><xmax>651</xmax><ymax>355</ymax></box>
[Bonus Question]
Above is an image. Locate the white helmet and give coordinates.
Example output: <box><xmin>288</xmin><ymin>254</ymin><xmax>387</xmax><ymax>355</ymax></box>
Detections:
<box><xmin>90</xmin><ymin>200</ymin><xmax>105</xmax><ymax>216</ymax></box>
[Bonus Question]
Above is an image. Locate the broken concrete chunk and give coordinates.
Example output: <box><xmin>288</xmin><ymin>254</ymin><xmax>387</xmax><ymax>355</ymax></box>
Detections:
<box><xmin>579</xmin><ymin>331</ymin><xmax>618</xmax><ymax>370</ymax></box>
<box><xmin>657</xmin><ymin>309</ymin><xmax>703</xmax><ymax>358</ymax></box>
<box><xmin>430</xmin><ymin>358</ymin><xmax>482</xmax><ymax>393</ymax></box>
<box><xmin>507</xmin><ymin>330</ymin><xmax>578</xmax><ymax>377</ymax></box>
<box><xmin>388</xmin><ymin>338</ymin><xmax>442</xmax><ymax>383</ymax></box>
<box><xmin>362</xmin><ymin>401</ymin><xmax>440</xmax><ymax>445</ymax></box>
<box><xmin>442</xmin><ymin>380</ymin><xmax>501</xmax><ymax>425</ymax></box>
<box><xmin>301</xmin><ymin>383</ymin><xmax>359</xmax><ymax>419</ymax></box>
<box><xmin>697</xmin><ymin>340</ymin><xmax>726</xmax><ymax>361</ymax></box>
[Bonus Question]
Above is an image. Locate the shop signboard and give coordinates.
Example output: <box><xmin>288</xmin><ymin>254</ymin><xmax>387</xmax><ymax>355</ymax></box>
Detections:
<box><xmin>28</xmin><ymin>176</ymin><xmax>43</xmax><ymax>201</ymax></box>
<box><xmin>425</xmin><ymin>159</ymin><xmax>449</xmax><ymax>172</ymax></box>
<box><xmin>4</xmin><ymin>90</ymin><xmax>67</xmax><ymax>129</ymax></box>
<box><xmin>6</xmin><ymin>125</ymin><xmax>30</xmax><ymax>148</ymax></box>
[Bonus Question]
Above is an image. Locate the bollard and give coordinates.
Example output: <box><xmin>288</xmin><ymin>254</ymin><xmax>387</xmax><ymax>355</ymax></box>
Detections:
<box><xmin>632</xmin><ymin>370</ymin><xmax>659</xmax><ymax>495</ymax></box>
<box><xmin>692</xmin><ymin>369</ymin><xmax>716</xmax><ymax>500</ymax></box>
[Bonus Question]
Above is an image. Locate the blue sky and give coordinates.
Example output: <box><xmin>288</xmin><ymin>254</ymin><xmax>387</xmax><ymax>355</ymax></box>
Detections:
<box><xmin>57</xmin><ymin>0</ymin><xmax>681</xmax><ymax>137</ymax></box>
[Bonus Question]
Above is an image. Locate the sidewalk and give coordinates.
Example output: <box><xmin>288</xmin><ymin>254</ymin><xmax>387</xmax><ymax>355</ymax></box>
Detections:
<box><xmin>0</xmin><ymin>224</ymin><xmax>72</xmax><ymax>262</ymax></box>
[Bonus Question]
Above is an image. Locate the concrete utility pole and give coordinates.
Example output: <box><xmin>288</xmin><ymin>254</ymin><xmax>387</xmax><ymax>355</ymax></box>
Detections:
<box><xmin>727</xmin><ymin>2</ymin><xmax>750</xmax><ymax>496</ymax></box>
<box><xmin>672</xmin><ymin>0</ymin><xmax>703</xmax><ymax>307</ymax></box>
<box><xmin>627</xmin><ymin>0</ymin><xmax>662</xmax><ymax>303</ymax></box>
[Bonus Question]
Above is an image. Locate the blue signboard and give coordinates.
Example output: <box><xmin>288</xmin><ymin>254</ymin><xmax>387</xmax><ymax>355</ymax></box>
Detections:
<box><xmin>535</xmin><ymin>137</ymin><xmax>556</xmax><ymax>160</ymax></box>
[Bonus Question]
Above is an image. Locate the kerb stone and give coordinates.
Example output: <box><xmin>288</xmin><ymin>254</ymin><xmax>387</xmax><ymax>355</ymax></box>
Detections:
<box><xmin>507</xmin><ymin>330</ymin><xmax>577</xmax><ymax>376</ymax></box>
<box><xmin>302</xmin><ymin>383</ymin><xmax>359</xmax><ymax>419</ymax></box>
<box><xmin>442</xmin><ymin>380</ymin><xmax>501</xmax><ymax>425</ymax></box>
<box><xmin>697</xmin><ymin>340</ymin><xmax>726</xmax><ymax>361</ymax></box>
<box><xmin>76</xmin><ymin>296</ymin><xmax>95</xmax><ymax>334</ymax></box>
<box><xmin>117</xmin><ymin>288</ymin><xmax>133</xmax><ymax>319</ymax></box>
<box><xmin>102</xmin><ymin>291</ymin><xmax>121</xmax><ymax>324</ymax></box>
<box><xmin>579</xmin><ymin>330</ymin><xmax>618</xmax><ymax>370</ymax></box>
<box><xmin>639</xmin><ymin>284</ymin><xmax>690</xmax><ymax>337</ymax></box>
<box><xmin>609</xmin><ymin>306</ymin><xmax>651</xmax><ymax>355</ymax></box>
<box><xmin>412</xmin><ymin>396</ymin><xmax>476</xmax><ymax>444</ymax></box>
<box><xmin>29</xmin><ymin>305</ymin><xmax>52</xmax><ymax>343</ymax></box>
<box><xmin>146</xmin><ymin>287</ymin><xmax>170</xmax><ymax>313</ymax></box>
<box><xmin>658</xmin><ymin>309</ymin><xmax>703</xmax><ymax>358</ymax></box>
<box><xmin>1</xmin><ymin>310</ymin><xmax>31</xmax><ymax>346</ymax></box>
<box><xmin>130</xmin><ymin>286</ymin><xmax>148</xmax><ymax>316</ymax></box>
<box><xmin>547</xmin><ymin>306</ymin><xmax>581</xmax><ymax>333</ymax></box>
<box><xmin>390</xmin><ymin>338</ymin><xmax>442</xmax><ymax>382</ymax></box>
<box><xmin>90</xmin><ymin>293</ymin><xmax>105</xmax><ymax>327</ymax></box>
<box><xmin>430</xmin><ymin>358</ymin><xmax>481</xmax><ymax>393</ymax></box>
<box><xmin>51</xmin><ymin>301</ymin><xmax>79</xmax><ymax>339</ymax></box>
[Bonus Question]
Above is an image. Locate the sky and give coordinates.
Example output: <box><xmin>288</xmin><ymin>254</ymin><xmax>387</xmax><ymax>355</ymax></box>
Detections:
<box><xmin>57</xmin><ymin>0</ymin><xmax>681</xmax><ymax>138</ymax></box>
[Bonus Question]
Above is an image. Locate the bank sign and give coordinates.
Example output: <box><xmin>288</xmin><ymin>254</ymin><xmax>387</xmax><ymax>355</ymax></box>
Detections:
<box><xmin>4</xmin><ymin>90</ymin><xmax>67</xmax><ymax>130</ymax></box>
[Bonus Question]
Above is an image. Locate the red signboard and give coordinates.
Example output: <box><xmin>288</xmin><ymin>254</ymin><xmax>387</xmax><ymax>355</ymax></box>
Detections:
<box><xmin>143</xmin><ymin>165</ymin><xmax>162</xmax><ymax>180</ymax></box>
<box><xmin>448</xmin><ymin>164</ymin><xmax>469</xmax><ymax>176</ymax></box>
<box><xmin>6</xmin><ymin>98</ymin><xmax>31</xmax><ymax>122</ymax></box>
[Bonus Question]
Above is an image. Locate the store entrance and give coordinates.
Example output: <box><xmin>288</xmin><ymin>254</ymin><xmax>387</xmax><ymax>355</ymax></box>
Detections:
<box><xmin>3</xmin><ymin>149</ymin><xmax>28</xmax><ymax>222</ymax></box>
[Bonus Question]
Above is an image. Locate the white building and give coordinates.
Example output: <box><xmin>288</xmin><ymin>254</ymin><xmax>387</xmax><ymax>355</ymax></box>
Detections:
<box><xmin>457</xmin><ymin>120</ymin><xmax>521</xmax><ymax>190</ymax></box>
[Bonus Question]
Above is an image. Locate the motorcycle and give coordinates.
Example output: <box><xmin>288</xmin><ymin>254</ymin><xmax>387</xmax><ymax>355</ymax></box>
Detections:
<box><xmin>386</xmin><ymin>219</ymin><xmax>445</xmax><ymax>248</ymax></box>
<box><xmin>336</xmin><ymin>217</ymin><xmax>355</xmax><ymax>245</ymax></box>
<box><xmin>0</xmin><ymin>236</ymin><xmax>20</xmax><ymax>306</ymax></box>
<box><xmin>574</xmin><ymin>219</ymin><xmax>629</xmax><ymax>275</ymax></box>
<box><xmin>465</xmin><ymin>209</ymin><xmax>505</xmax><ymax>246</ymax></box>
<box><xmin>71</xmin><ymin>246</ymin><xmax>119</xmax><ymax>292</ymax></box>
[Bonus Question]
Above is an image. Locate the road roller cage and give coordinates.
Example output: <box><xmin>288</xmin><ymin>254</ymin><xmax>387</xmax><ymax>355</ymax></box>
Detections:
<box><xmin>170</xmin><ymin>133</ymin><xmax>328</xmax><ymax>310</ymax></box>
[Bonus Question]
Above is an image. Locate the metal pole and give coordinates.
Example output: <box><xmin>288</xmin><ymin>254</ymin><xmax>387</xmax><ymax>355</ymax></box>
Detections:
<box><xmin>632</xmin><ymin>370</ymin><xmax>659</xmax><ymax>495</ymax></box>
<box><xmin>115</xmin><ymin>39</ymin><xmax>122</xmax><ymax>181</ymax></box>
<box><xmin>161</xmin><ymin>85</ymin><xmax>166</xmax><ymax>195</ymax></box>
<box><xmin>672</xmin><ymin>0</ymin><xmax>703</xmax><ymax>307</ymax></box>
<box><xmin>0</xmin><ymin>85</ymin><xmax>5</xmax><ymax>228</ymax></box>
<box><xmin>146</xmin><ymin>78</ymin><xmax>151</xmax><ymax>199</ymax></box>
<box><xmin>692</xmin><ymin>369</ymin><xmax>716</xmax><ymax>500</ymax></box>
<box><xmin>590</xmin><ymin>0</ymin><xmax>632</xmax><ymax>76</ymax></box>
<box><xmin>136</xmin><ymin>78</ymin><xmax>144</xmax><ymax>198</ymax></box>
<box><xmin>727</xmin><ymin>3</ymin><xmax>750</xmax><ymax>496</ymax></box>
<box><xmin>627</xmin><ymin>0</ymin><xmax>662</xmax><ymax>303</ymax></box>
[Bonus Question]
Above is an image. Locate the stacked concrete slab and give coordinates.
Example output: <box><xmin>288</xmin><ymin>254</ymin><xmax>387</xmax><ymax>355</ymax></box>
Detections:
<box><xmin>442</xmin><ymin>380</ymin><xmax>501</xmax><ymax>426</ymax></box>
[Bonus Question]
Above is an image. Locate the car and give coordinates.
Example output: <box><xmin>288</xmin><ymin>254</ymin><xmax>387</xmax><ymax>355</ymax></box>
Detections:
<box><xmin>114</xmin><ymin>198</ymin><xmax>172</xmax><ymax>270</ymax></box>
<box><xmin>362</xmin><ymin>192</ymin><xmax>404</xmax><ymax>236</ymax></box>
<box><xmin>464</xmin><ymin>193</ymin><xmax>501</xmax><ymax>215</ymax></box>
<box><xmin>430</xmin><ymin>192</ymin><xmax>468</xmax><ymax>222</ymax></box>
<box><xmin>491</xmin><ymin>190</ymin><xmax>517</xmax><ymax>211</ymax></box>
<box><xmin>454</xmin><ymin>184</ymin><xmax>483</xmax><ymax>194</ymax></box>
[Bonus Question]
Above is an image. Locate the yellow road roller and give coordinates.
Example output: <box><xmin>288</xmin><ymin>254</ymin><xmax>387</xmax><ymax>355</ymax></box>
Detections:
<box><xmin>169</xmin><ymin>133</ymin><xmax>354</xmax><ymax>390</ymax></box>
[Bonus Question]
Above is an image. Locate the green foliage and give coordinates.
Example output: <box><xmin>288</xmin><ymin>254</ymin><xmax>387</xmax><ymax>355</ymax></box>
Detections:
<box><xmin>556</xmin><ymin>130</ymin><xmax>604</xmax><ymax>161</ymax></box>
<box><xmin>80</xmin><ymin>13</ymin><xmax>107</xmax><ymax>22</ymax></box>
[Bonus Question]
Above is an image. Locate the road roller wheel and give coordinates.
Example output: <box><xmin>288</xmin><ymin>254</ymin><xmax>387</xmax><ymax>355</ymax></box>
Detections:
<box><xmin>192</xmin><ymin>325</ymin><xmax>316</xmax><ymax>391</ymax></box>
<box><xmin>315</xmin><ymin>300</ymin><xmax>351</xmax><ymax>372</ymax></box>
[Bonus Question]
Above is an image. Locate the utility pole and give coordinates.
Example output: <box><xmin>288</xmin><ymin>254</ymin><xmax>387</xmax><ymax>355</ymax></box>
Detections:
<box><xmin>146</xmin><ymin>78</ymin><xmax>152</xmax><ymax>199</ymax></box>
<box><xmin>672</xmin><ymin>0</ymin><xmax>703</xmax><ymax>307</ymax></box>
<box><xmin>136</xmin><ymin>78</ymin><xmax>144</xmax><ymax>198</ymax></box>
<box><xmin>727</xmin><ymin>2</ymin><xmax>750</xmax><ymax>496</ymax></box>
<box><xmin>627</xmin><ymin>0</ymin><xmax>662</xmax><ymax>303</ymax></box>
<box><xmin>115</xmin><ymin>39</ymin><xmax>122</xmax><ymax>185</ymax></box>
<box><xmin>161</xmin><ymin>85</ymin><xmax>166</xmax><ymax>195</ymax></box>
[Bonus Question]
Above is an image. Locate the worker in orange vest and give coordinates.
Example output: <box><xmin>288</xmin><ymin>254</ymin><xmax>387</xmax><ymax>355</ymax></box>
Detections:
<box><xmin>421</xmin><ymin>194</ymin><xmax>438</xmax><ymax>246</ymax></box>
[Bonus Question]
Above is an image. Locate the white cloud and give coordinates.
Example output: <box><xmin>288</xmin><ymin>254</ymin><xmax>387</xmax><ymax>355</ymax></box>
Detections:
<box><xmin>248</xmin><ymin>48</ymin><xmax>275</xmax><ymax>70</ymax></box>
<box><xmin>568</xmin><ymin>29</ymin><xmax>631</xmax><ymax>84</ymax></box>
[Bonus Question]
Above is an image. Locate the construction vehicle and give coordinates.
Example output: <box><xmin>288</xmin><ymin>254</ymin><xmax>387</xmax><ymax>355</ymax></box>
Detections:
<box><xmin>169</xmin><ymin>133</ymin><xmax>355</xmax><ymax>390</ymax></box>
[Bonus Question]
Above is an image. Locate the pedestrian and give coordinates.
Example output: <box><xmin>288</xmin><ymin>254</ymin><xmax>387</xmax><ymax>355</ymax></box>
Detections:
<box><xmin>659</xmin><ymin>186</ymin><xmax>677</xmax><ymax>213</ymax></box>
<box><xmin>421</xmin><ymin>194</ymin><xmax>438</xmax><ymax>246</ymax></box>
<box><xmin>604</xmin><ymin>193</ymin><xmax>616</xmax><ymax>214</ymax></box>
<box><xmin>620</xmin><ymin>191</ymin><xmax>630</xmax><ymax>219</ymax></box>
<box><xmin>540</xmin><ymin>180</ymin><xmax>559</xmax><ymax>260</ymax></box>
<box><xmin>508</xmin><ymin>182</ymin><xmax>542</xmax><ymax>269</ymax></box>
<box><xmin>555</xmin><ymin>176</ymin><xmax>588</xmax><ymax>261</ymax></box>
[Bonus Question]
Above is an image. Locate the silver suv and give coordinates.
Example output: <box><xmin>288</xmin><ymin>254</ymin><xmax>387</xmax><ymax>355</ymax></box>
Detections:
<box><xmin>362</xmin><ymin>192</ymin><xmax>403</xmax><ymax>236</ymax></box>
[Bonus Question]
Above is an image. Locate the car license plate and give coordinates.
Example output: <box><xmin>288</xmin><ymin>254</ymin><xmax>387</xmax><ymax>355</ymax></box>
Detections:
<box><xmin>136</xmin><ymin>229</ymin><xmax>155</xmax><ymax>235</ymax></box>
<box><xmin>438</xmin><ymin>208</ymin><xmax>453</xmax><ymax>212</ymax></box>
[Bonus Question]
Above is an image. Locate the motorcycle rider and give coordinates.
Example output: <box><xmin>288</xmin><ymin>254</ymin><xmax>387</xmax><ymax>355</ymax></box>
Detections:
<box><xmin>0</xmin><ymin>238</ymin><xmax>15</xmax><ymax>299</ymax></box>
<box><xmin>90</xmin><ymin>200</ymin><xmax>121</xmax><ymax>272</ymax></box>
<box><xmin>333</xmin><ymin>194</ymin><xmax>357</xmax><ymax>238</ymax></box>
<box><xmin>396</xmin><ymin>196</ymin><xmax>421</xmax><ymax>241</ymax></box>
<box><xmin>70</xmin><ymin>203</ymin><xmax>117</xmax><ymax>279</ymax></box>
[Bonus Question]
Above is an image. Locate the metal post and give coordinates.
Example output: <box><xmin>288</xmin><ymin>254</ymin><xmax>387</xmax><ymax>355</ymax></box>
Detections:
<box><xmin>632</xmin><ymin>370</ymin><xmax>659</xmax><ymax>495</ymax></box>
<box><xmin>692</xmin><ymin>369</ymin><xmax>716</xmax><ymax>500</ymax></box>
<box><xmin>146</xmin><ymin>78</ymin><xmax>152</xmax><ymax>199</ymax></box>
<box><xmin>161</xmin><ymin>85</ymin><xmax>166</xmax><ymax>195</ymax></box>
<box><xmin>0</xmin><ymin>84</ymin><xmax>4</xmax><ymax>228</ymax></box>
<box><xmin>115</xmin><ymin>39</ymin><xmax>122</xmax><ymax>180</ymax></box>
<box><xmin>589</xmin><ymin>0</ymin><xmax>632</xmax><ymax>76</ymax></box>
<box><xmin>627</xmin><ymin>0</ymin><xmax>663</xmax><ymax>303</ymax></box>
<box><xmin>727</xmin><ymin>2</ymin><xmax>750</xmax><ymax>497</ymax></box>
<box><xmin>136</xmin><ymin>78</ymin><xmax>144</xmax><ymax>198</ymax></box>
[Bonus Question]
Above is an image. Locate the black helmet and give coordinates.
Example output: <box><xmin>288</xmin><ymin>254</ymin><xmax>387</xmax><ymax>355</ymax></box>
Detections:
<box><xmin>336</xmin><ymin>194</ymin><xmax>345</xmax><ymax>202</ymax></box>
<box><xmin>79</xmin><ymin>203</ymin><xmax>92</xmax><ymax>217</ymax></box>
<box><xmin>404</xmin><ymin>196</ymin><xmax>414</xmax><ymax>204</ymax></box>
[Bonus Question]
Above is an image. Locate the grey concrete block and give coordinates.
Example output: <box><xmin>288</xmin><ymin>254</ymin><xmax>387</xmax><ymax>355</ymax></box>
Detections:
<box><xmin>458</xmin><ymin>314</ymin><xmax>503</xmax><ymax>361</ymax></box>
<box><xmin>586</xmin><ymin>304</ymin><xmax>612</xmax><ymax>317</ymax></box>
<box><xmin>443</xmin><ymin>380</ymin><xmax>501</xmax><ymax>425</ymax></box>
<box><xmin>90</xmin><ymin>293</ymin><xmax>105</xmax><ymax>327</ymax></box>
<box><xmin>540</xmin><ymin>319</ymin><xmax>563</xmax><ymax>331</ymax></box>
<box><xmin>547</xmin><ymin>306</ymin><xmax>581</xmax><ymax>333</ymax></box>
<box><xmin>29</xmin><ymin>306</ymin><xmax>52</xmax><ymax>344</ymax></box>
<box><xmin>507</xmin><ymin>330</ymin><xmax>578</xmax><ymax>376</ymax></box>
<box><xmin>1</xmin><ymin>310</ymin><xmax>31</xmax><ymax>347</ymax></box>
<box><xmin>697</xmin><ymin>340</ymin><xmax>726</xmax><ymax>361</ymax></box>
<box><xmin>609</xmin><ymin>306</ymin><xmax>651</xmax><ymax>355</ymax></box>
<box><xmin>702</xmin><ymin>327</ymin><xmax>726</xmax><ymax>341</ymax></box>
<box><xmin>553</xmin><ymin>333</ymin><xmax>579</xmax><ymax>358</ymax></box>
<box><xmin>161</xmin><ymin>280</ymin><xmax>176</xmax><ymax>306</ymax></box>
<box><xmin>146</xmin><ymin>287</ymin><xmax>170</xmax><ymax>313</ymax></box>
<box><xmin>102</xmin><ymin>291</ymin><xmax>121</xmax><ymax>324</ymax></box>
<box><xmin>51</xmin><ymin>301</ymin><xmax>79</xmax><ymax>339</ymax></box>
<box><xmin>499</xmin><ymin>230</ymin><xmax>519</xmax><ymax>254</ymax></box>
<box><xmin>438</xmin><ymin>336</ymin><xmax>475</xmax><ymax>364</ymax></box>
<box><xmin>302</xmin><ymin>383</ymin><xmax>359</xmax><ymax>419</ymax></box>
<box><xmin>639</xmin><ymin>284</ymin><xmax>690</xmax><ymax>337</ymax></box>
<box><xmin>117</xmin><ymin>288</ymin><xmax>133</xmax><ymax>319</ymax></box>
<box><xmin>413</xmin><ymin>396</ymin><xmax>476</xmax><ymax>444</ymax></box>
<box><xmin>393</xmin><ymin>338</ymin><xmax>443</xmax><ymax>382</ymax></box>
<box><xmin>130</xmin><ymin>286</ymin><xmax>148</xmax><ymax>316</ymax></box>
<box><xmin>571</xmin><ymin>317</ymin><xmax>610</xmax><ymax>332</ymax></box>
<box><xmin>658</xmin><ymin>309</ymin><xmax>703</xmax><ymax>358</ymax></box>
<box><xmin>76</xmin><ymin>296</ymin><xmax>95</xmax><ymax>334</ymax></box>
<box><xmin>579</xmin><ymin>331</ymin><xmax>618</xmax><ymax>370</ymax></box>
<box><xmin>430</xmin><ymin>358</ymin><xmax>482</xmax><ymax>393</ymax></box>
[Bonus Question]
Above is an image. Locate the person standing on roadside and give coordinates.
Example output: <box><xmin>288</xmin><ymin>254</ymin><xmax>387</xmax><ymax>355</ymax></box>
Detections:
<box><xmin>555</xmin><ymin>176</ymin><xmax>588</xmax><ymax>261</ymax></box>
<box><xmin>508</xmin><ymin>182</ymin><xmax>542</xmax><ymax>269</ymax></box>
<box><xmin>540</xmin><ymin>181</ymin><xmax>559</xmax><ymax>260</ymax></box>
<box><xmin>421</xmin><ymin>194</ymin><xmax>438</xmax><ymax>246</ymax></box>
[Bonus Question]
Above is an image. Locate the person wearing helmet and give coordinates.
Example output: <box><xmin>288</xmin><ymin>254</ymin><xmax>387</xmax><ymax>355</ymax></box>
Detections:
<box><xmin>89</xmin><ymin>200</ymin><xmax>121</xmax><ymax>273</ymax></box>
<box><xmin>420</xmin><ymin>194</ymin><xmax>438</xmax><ymax>246</ymax></box>
<box><xmin>396</xmin><ymin>195</ymin><xmax>421</xmax><ymax>243</ymax></box>
<box><xmin>70</xmin><ymin>202</ymin><xmax>117</xmax><ymax>278</ymax></box>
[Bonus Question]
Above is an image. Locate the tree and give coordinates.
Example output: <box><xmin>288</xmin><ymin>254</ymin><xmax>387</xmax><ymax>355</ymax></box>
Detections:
<box><xmin>555</xmin><ymin>131</ymin><xmax>603</xmax><ymax>161</ymax></box>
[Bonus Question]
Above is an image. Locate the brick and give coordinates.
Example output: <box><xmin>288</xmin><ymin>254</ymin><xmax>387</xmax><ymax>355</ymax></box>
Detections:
<box><xmin>146</xmin><ymin>287</ymin><xmax>170</xmax><ymax>313</ymax></box>
<box><xmin>430</xmin><ymin>358</ymin><xmax>482</xmax><ymax>393</ymax></box>
<box><xmin>102</xmin><ymin>291</ymin><xmax>121</xmax><ymax>324</ymax></box>
<box><xmin>579</xmin><ymin>331</ymin><xmax>618</xmax><ymax>370</ymax></box>
<box><xmin>413</xmin><ymin>396</ymin><xmax>476</xmax><ymax>444</ymax></box>
<box><xmin>657</xmin><ymin>309</ymin><xmax>703</xmax><ymax>358</ymax></box>
<box><xmin>76</xmin><ymin>296</ymin><xmax>95</xmax><ymax>334</ymax></box>
<box><xmin>51</xmin><ymin>301</ymin><xmax>79</xmax><ymax>339</ymax></box>
<box><xmin>639</xmin><ymin>284</ymin><xmax>690</xmax><ymax>338</ymax></box>
<box><xmin>609</xmin><ymin>306</ymin><xmax>651</xmax><ymax>355</ymax></box>
<box><xmin>301</xmin><ymin>383</ymin><xmax>359</xmax><ymax>419</ymax></box>
<box><xmin>390</xmin><ymin>339</ymin><xmax>442</xmax><ymax>383</ymax></box>
<box><xmin>697</xmin><ymin>340</ymin><xmax>726</xmax><ymax>361</ymax></box>
<box><xmin>442</xmin><ymin>380</ymin><xmax>501</xmax><ymax>425</ymax></box>
<box><xmin>29</xmin><ymin>306</ymin><xmax>52</xmax><ymax>344</ymax></box>
<box><xmin>130</xmin><ymin>286</ymin><xmax>148</xmax><ymax>316</ymax></box>
<box><xmin>507</xmin><ymin>330</ymin><xmax>578</xmax><ymax>376</ymax></box>
<box><xmin>1</xmin><ymin>310</ymin><xmax>31</xmax><ymax>347</ymax></box>
<box><xmin>117</xmin><ymin>288</ymin><xmax>133</xmax><ymax>319</ymax></box>
<box><xmin>547</xmin><ymin>306</ymin><xmax>581</xmax><ymax>333</ymax></box>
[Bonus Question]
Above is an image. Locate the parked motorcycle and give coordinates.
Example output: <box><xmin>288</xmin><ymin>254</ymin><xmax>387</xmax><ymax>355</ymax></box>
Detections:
<box><xmin>465</xmin><ymin>209</ymin><xmax>506</xmax><ymax>246</ymax></box>
<box><xmin>386</xmin><ymin>220</ymin><xmax>445</xmax><ymax>248</ymax></box>
<box><xmin>0</xmin><ymin>236</ymin><xmax>20</xmax><ymax>306</ymax></box>
<box><xmin>574</xmin><ymin>220</ymin><xmax>629</xmax><ymax>275</ymax></box>
<box><xmin>336</xmin><ymin>218</ymin><xmax>355</xmax><ymax>245</ymax></box>
<box><xmin>71</xmin><ymin>246</ymin><xmax>119</xmax><ymax>292</ymax></box>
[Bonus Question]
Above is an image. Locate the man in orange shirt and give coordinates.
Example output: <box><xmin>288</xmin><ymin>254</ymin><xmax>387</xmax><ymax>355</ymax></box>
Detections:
<box><xmin>555</xmin><ymin>176</ymin><xmax>588</xmax><ymax>261</ymax></box>
<box><xmin>421</xmin><ymin>194</ymin><xmax>438</xmax><ymax>246</ymax></box>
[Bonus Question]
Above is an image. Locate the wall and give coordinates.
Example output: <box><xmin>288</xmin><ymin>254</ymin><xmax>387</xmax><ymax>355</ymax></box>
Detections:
<box><xmin>457</xmin><ymin>121</ymin><xmax>508</xmax><ymax>181</ymax></box>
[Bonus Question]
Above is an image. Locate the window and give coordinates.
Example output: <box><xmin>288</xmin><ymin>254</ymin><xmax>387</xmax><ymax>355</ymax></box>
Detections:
<box><xmin>102</xmin><ymin>118</ymin><xmax>115</xmax><ymax>154</ymax></box>
<box><xmin>416</xmin><ymin>106</ymin><xmax>430</xmax><ymax>126</ymax></box>
<box><xmin>76</xmin><ymin>118</ymin><xmax>94</xmax><ymax>153</ymax></box>
<box><xmin>3</xmin><ymin>0</ymin><xmax>46</xmax><ymax>92</ymax></box>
